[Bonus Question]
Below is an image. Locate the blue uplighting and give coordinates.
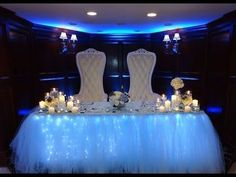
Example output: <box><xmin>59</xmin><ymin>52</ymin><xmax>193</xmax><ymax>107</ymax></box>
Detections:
<box><xmin>109</xmin><ymin>75</ymin><xmax>120</xmax><ymax>78</ymax></box>
<box><xmin>40</xmin><ymin>77</ymin><xmax>65</xmax><ymax>81</ymax></box>
<box><xmin>207</xmin><ymin>106</ymin><xmax>223</xmax><ymax>114</ymax></box>
<box><xmin>18</xmin><ymin>109</ymin><xmax>31</xmax><ymax>116</ymax></box>
<box><xmin>31</xmin><ymin>19</ymin><xmax>208</xmax><ymax>35</ymax></box>
<box><xmin>180</xmin><ymin>77</ymin><xmax>199</xmax><ymax>81</ymax></box>
<box><xmin>65</xmin><ymin>88</ymin><xmax>76</xmax><ymax>97</ymax></box>
<box><xmin>165</xmin><ymin>86</ymin><xmax>173</xmax><ymax>100</ymax></box>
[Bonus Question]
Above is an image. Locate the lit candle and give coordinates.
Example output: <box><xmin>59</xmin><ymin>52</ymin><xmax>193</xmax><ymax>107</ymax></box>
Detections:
<box><xmin>52</xmin><ymin>88</ymin><xmax>56</xmax><ymax>92</ymax></box>
<box><xmin>156</xmin><ymin>98</ymin><xmax>161</xmax><ymax>108</ymax></box>
<box><xmin>67</xmin><ymin>101</ymin><xmax>73</xmax><ymax>111</ymax></box>
<box><xmin>161</xmin><ymin>94</ymin><xmax>167</xmax><ymax>101</ymax></box>
<box><xmin>164</xmin><ymin>100</ymin><xmax>171</xmax><ymax>110</ymax></box>
<box><xmin>59</xmin><ymin>95</ymin><xmax>65</xmax><ymax>103</ymax></box>
<box><xmin>186</xmin><ymin>90</ymin><xmax>191</xmax><ymax>95</ymax></box>
<box><xmin>159</xmin><ymin>105</ymin><xmax>165</xmax><ymax>112</ymax></box>
<box><xmin>71</xmin><ymin>106</ymin><xmax>79</xmax><ymax>113</ymax></box>
<box><xmin>77</xmin><ymin>99</ymin><xmax>80</xmax><ymax>104</ymax></box>
<box><xmin>184</xmin><ymin>105</ymin><xmax>191</xmax><ymax>112</ymax></box>
<box><xmin>68</xmin><ymin>96</ymin><xmax>74</xmax><ymax>101</ymax></box>
<box><xmin>192</xmin><ymin>99</ymin><xmax>198</xmax><ymax>107</ymax></box>
<box><xmin>45</xmin><ymin>92</ymin><xmax>50</xmax><ymax>97</ymax></box>
<box><xmin>48</xmin><ymin>106</ymin><xmax>55</xmax><ymax>114</ymax></box>
<box><xmin>156</xmin><ymin>103</ymin><xmax>160</xmax><ymax>109</ymax></box>
<box><xmin>39</xmin><ymin>101</ymin><xmax>45</xmax><ymax>109</ymax></box>
<box><xmin>175</xmin><ymin>90</ymin><xmax>180</xmax><ymax>95</ymax></box>
<box><xmin>171</xmin><ymin>95</ymin><xmax>177</xmax><ymax>102</ymax></box>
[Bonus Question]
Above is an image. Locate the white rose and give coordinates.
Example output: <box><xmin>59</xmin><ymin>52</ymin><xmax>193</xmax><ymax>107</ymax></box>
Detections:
<box><xmin>114</xmin><ymin>94</ymin><xmax>120</xmax><ymax>100</ymax></box>
<box><xmin>171</xmin><ymin>77</ymin><xmax>184</xmax><ymax>90</ymax></box>
<box><xmin>114</xmin><ymin>91</ymin><xmax>122</xmax><ymax>97</ymax></box>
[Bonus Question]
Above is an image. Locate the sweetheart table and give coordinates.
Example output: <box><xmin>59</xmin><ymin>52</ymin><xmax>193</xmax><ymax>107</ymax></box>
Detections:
<box><xmin>10</xmin><ymin>102</ymin><xmax>225</xmax><ymax>173</ymax></box>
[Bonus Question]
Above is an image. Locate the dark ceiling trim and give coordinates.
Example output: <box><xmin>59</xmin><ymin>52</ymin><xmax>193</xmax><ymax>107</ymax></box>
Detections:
<box><xmin>0</xmin><ymin>6</ymin><xmax>32</xmax><ymax>27</ymax></box>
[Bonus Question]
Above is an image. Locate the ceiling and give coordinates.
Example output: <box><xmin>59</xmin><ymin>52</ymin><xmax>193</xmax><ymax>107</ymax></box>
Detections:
<box><xmin>1</xmin><ymin>3</ymin><xmax>236</xmax><ymax>34</ymax></box>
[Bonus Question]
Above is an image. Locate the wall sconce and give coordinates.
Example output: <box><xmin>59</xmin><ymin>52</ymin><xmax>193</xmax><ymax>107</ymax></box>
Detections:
<box><xmin>59</xmin><ymin>32</ymin><xmax>78</xmax><ymax>54</ymax></box>
<box><xmin>163</xmin><ymin>32</ymin><xmax>181</xmax><ymax>55</ymax></box>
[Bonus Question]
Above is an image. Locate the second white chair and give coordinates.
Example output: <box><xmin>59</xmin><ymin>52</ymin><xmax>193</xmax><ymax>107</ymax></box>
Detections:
<box><xmin>127</xmin><ymin>48</ymin><xmax>160</xmax><ymax>101</ymax></box>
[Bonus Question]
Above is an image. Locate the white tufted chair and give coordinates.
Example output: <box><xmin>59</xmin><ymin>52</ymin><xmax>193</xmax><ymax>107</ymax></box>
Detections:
<box><xmin>73</xmin><ymin>48</ymin><xmax>107</xmax><ymax>102</ymax></box>
<box><xmin>127</xmin><ymin>48</ymin><xmax>160</xmax><ymax>101</ymax></box>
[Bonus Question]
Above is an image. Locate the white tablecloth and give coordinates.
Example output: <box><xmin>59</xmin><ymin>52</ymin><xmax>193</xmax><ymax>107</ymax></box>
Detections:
<box><xmin>10</xmin><ymin>106</ymin><xmax>225</xmax><ymax>173</ymax></box>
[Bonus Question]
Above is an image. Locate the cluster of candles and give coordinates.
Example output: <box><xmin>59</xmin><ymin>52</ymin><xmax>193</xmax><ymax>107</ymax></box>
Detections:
<box><xmin>38</xmin><ymin>88</ymin><xmax>80</xmax><ymax>114</ymax></box>
<box><xmin>155</xmin><ymin>90</ymin><xmax>199</xmax><ymax>113</ymax></box>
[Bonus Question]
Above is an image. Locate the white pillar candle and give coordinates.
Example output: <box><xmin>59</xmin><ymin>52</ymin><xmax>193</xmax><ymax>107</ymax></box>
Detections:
<box><xmin>67</xmin><ymin>101</ymin><xmax>73</xmax><ymax>111</ymax></box>
<box><xmin>77</xmin><ymin>99</ymin><xmax>80</xmax><ymax>104</ymax></box>
<box><xmin>171</xmin><ymin>95</ymin><xmax>177</xmax><ymax>102</ymax></box>
<box><xmin>184</xmin><ymin>105</ymin><xmax>191</xmax><ymax>112</ymax></box>
<box><xmin>48</xmin><ymin>106</ymin><xmax>55</xmax><ymax>114</ymax></box>
<box><xmin>164</xmin><ymin>100</ymin><xmax>171</xmax><ymax>110</ymax></box>
<box><xmin>159</xmin><ymin>105</ymin><xmax>165</xmax><ymax>112</ymax></box>
<box><xmin>192</xmin><ymin>99</ymin><xmax>198</xmax><ymax>107</ymax></box>
<box><xmin>174</xmin><ymin>107</ymin><xmax>179</xmax><ymax>112</ymax></box>
<box><xmin>71</xmin><ymin>106</ymin><xmax>79</xmax><ymax>113</ymax></box>
<box><xmin>59</xmin><ymin>95</ymin><xmax>65</xmax><ymax>103</ymax></box>
<box><xmin>39</xmin><ymin>101</ymin><xmax>45</xmax><ymax>109</ymax></box>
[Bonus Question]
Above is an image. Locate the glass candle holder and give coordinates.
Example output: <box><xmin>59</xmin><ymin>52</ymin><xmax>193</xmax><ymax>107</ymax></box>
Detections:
<box><xmin>50</xmin><ymin>88</ymin><xmax>59</xmax><ymax>98</ymax></box>
<box><xmin>192</xmin><ymin>105</ymin><xmax>200</xmax><ymax>112</ymax></box>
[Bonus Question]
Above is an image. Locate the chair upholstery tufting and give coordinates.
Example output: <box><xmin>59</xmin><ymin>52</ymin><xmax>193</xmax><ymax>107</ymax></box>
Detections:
<box><xmin>74</xmin><ymin>48</ymin><xmax>107</xmax><ymax>102</ymax></box>
<box><xmin>127</xmin><ymin>48</ymin><xmax>160</xmax><ymax>101</ymax></box>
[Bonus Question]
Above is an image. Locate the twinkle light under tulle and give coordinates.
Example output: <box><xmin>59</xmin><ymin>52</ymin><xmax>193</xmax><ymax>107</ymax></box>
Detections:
<box><xmin>10</xmin><ymin>111</ymin><xmax>225</xmax><ymax>173</ymax></box>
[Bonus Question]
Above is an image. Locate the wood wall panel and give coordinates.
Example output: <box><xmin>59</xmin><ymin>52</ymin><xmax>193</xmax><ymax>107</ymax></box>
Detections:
<box><xmin>0</xmin><ymin>81</ymin><xmax>15</xmax><ymax>166</ymax></box>
<box><xmin>229</xmin><ymin>25</ymin><xmax>236</xmax><ymax>75</ymax></box>
<box><xmin>0</xmin><ymin>23</ymin><xmax>10</xmax><ymax>76</ymax></box>
<box><xmin>6</xmin><ymin>24</ymin><xmax>33</xmax><ymax>75</ymax></box>
<box><xmin>180</xmin><ymin>38</ymin><xmax>207</xmax><ymax>73</ymax></box>
<box><xmin>205</xmin><ymin>25</ymin><xmax>232</xmax><ymax>136</ymax></box>
<box><xmin>224</xmin><ymin>78</ymin><xmax>236</xmax><ymax>145</ymax></box>
<box><xmin>34</xmin><ymin>39</ymin><xmax>63</xmax><ymax>73</ymax></box>
<box><xmin>90</xmin><ymin>43</ymin><xmax>121</xmax><ymax>76</ymax></box>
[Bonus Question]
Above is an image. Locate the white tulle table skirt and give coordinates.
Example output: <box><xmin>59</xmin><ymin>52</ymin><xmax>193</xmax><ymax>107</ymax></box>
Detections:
<box><xmin>10</xmin><ymin>111</ymin><xmax>225</xmax><ymax>173</ymax></box>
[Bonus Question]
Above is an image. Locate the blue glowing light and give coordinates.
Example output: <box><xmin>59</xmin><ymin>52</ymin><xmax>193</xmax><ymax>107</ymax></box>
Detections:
<box><xmin>18</xmin><ymin>109</ymin><xmax>31</xmax><ymax>116</ymax></box>
<box><xmin>31</xmin><ymin>18</ymin><xmax>208</xmax><ymax>35</ymax></box>
<box><xmin>109</xmin><ymin>75</ymin><xmax>120</xmax><ymax>78</ymax></box>
<box><xmin>165</xmin><ymin>86</ymin><xmax>173</xmax><ymax>100</ymax></box>
<box><xmin>207</xmin><ymin>106</ymin><xmax>223</xmax><ymax>114</ymax></box>
<box><xmin>40</xmin><ymin>77</ymin><xmax>65</xmax><ymax>81</ymax></box>
<box><xmin>122</xmin><ymin>75</ymin><xmax>130</xmax><ymax>78</ymax></box>
<box><xmin>65</xmin><ymin>88</ymin><xmax>76</xmax><ymax>97</ymax></box>
<box><xmin>180</xmin><ymin>77</ymin><xmax>199</xmax><ymax>81</ymax></box>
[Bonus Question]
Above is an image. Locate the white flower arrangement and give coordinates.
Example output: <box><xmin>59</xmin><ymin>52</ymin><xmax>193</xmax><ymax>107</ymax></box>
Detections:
<box><xmin>109</xmin><ymin>91</ymin><xmax>130</xmax><ymax>108</ymax></box>
<box><xmin>171</xmin><ymin>77</ymin><xmax>184</xmax><ymax>90</ymax></box>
